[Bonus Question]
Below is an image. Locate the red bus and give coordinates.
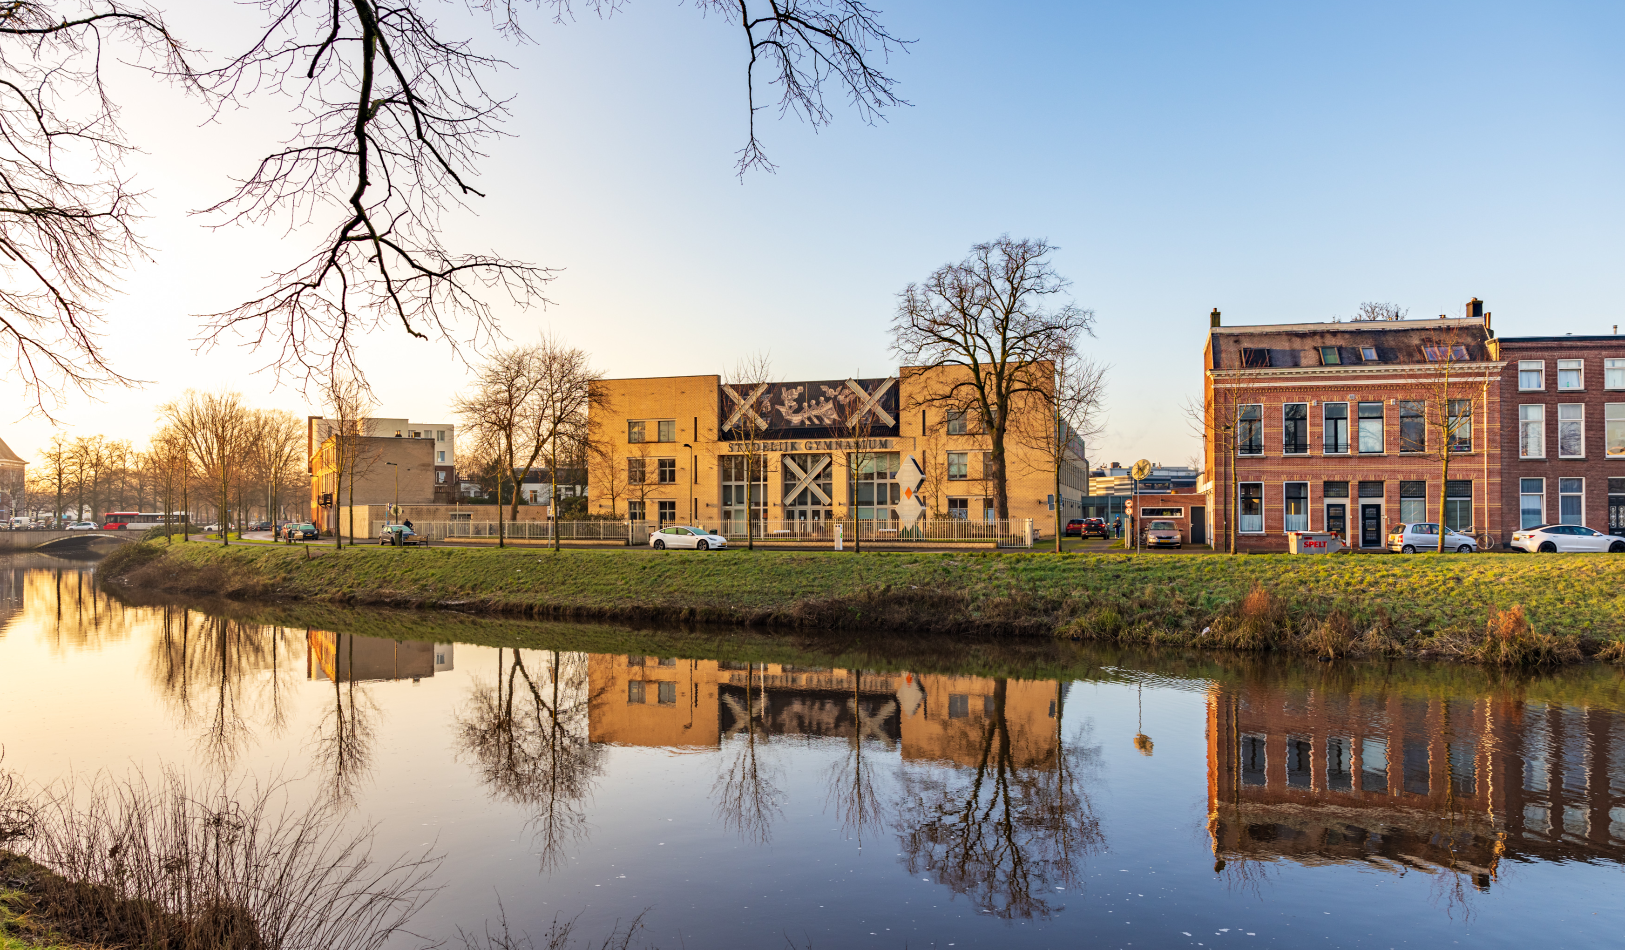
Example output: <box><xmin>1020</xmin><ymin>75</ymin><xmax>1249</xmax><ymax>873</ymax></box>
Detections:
<box><xmin>101</xmin><ymin>512</ymin><xmax>179</xmax><ymax>530</ymax></box>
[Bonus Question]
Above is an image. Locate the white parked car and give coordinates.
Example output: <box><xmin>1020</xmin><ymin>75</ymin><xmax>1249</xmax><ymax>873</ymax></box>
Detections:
<box><xmin>64</xmin><ymin>521</ymin><xmax>99</xmax><ymax>531</ymax></box>
<box><xmin>1509</xmin><ymin>524</ymin><xmax>1625</xmax><ymax>553</ymax></box>
<box><xmin>1387</xmin><ymin>523</ymin><xmax>1478</xmax><ymax>553</ymax></box>
<box><xmin>649</xmin><ymin>525</ymin><xmax>728</xmax><ymax>551</ymax></box>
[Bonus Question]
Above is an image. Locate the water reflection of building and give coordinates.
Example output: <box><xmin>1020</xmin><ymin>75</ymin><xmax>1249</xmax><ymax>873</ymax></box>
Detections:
<box><xmin>1208</xmin><ymin>682</ymin><xmax>1625</xmax><ymax>882</ymax></box>
<box><xmin>0</xmin><ymin>562</ymin><xmax>22</xmax><ymax>630</ymax></box>
<box><xmin>588</xmin><ymin>655</ymin><xmax>1062</xmax><ymax>763</ymax></box>
<box><xmin>306</xmin><ymin>631</ymin><xmax>455</xmax><ymax>682</ymax></box>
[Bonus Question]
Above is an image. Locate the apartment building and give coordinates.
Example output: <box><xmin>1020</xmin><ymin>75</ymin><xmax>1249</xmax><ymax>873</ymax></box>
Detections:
<box><xmin>1498</xmin><ymin>336</ymin><xmax>1625</xmax><ymax>535</ymax></box>
<box><xmin>1204</xmin><ymin>306</ymin><xmax>1503</xmax><ymax>552</ymax></box>
<box><xmin>307</xmin><ymin>416</ymin><xmax>456</xmax><ymax>491</ymax></box>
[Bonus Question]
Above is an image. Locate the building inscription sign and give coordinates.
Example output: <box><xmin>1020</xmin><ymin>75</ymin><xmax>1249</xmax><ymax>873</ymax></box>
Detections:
<box><xmin>726</xmin><ymin>439</ymin><xmax>896</xmax><ymax>454</ymax></box>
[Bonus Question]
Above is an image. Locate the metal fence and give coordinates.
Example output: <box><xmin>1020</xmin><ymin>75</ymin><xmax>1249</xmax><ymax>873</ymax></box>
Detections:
<box><xmin>378</xmin><ymin>518</ymin><xmax>1034</xmax><ymax>548</ymax></box>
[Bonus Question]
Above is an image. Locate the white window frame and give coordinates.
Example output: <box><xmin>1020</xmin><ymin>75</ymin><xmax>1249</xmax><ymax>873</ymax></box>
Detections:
<box><xmin>1519</xmin><ymin>360</ymin><xmax>1545</xmax><ymax>391</ymax></box>
<box><xmin>1519</xmin><ymin>478</ymin><xmax>1544</xmax><ymax>530</ymax></box>
<box><xmin>1357</xmin><ymin>401</ymin><xmax>1384</xmax><ymax>454</ymax></box>
<box><xmin>1557</xmin><ymin>359</ymin><xmax>1584</xmax><ymax>391</ymax></box>
<box><xmin>1282</xmin><ymin>402</ymin><xmax>1309</xmax><ymax>455</ymax></box>
<box><xmin>1282</xmin><ymin>481</ymin><xmax>1309</xmax><ymax>533</ymax></box>
<box><xmin>1606</xmin><ymin>359</ymin><xmax>1625</xmax><ymax>391</ymax></box>
<box><xmin>1559</xmin><ymin>477</ymin><xmax>1585</xmax><ymax>526</ymax></box>
<box><xmin>1558</xmin><ymin>404</ymin><xmax>1585</xmax><ymax>459</ymax></box>
<box><xmin>1237</xmin><ymin>404</ymin><xmax>1264</xmax><ymax>456</ymax></box>
<box><xmin>1323</xmin><ymin>401</ymin><xmax>1350</xmax><ymax>455</ymax></box>
<box><xmin>1519</xmin><ymin>404</ymin><xmax>1545</xmax><ymax>459</ymax></box>
<box><xmin>1238</xmin><ymin>482</ymin><xmax>1265</xmax><ymax>534</ymax></box>
<box><xmin>946</xmin><ymin>451</ymin><xmax>968</xmax><ymax>480</ymax></box>
<box><xmin>1607</xmin><ymin>403</ymin><xmax>1625</xmax><ymax>459</ymax></box>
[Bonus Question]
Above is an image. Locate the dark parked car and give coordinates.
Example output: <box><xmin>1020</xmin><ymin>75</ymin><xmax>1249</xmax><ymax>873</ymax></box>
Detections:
<box><xmin>1080</xmin><ymin>518</ymin><xmax>1109</xmax><ymax>539</ymax></box>
<box><xmin>250</xmin><ymin>521</ymin><xmax>272</xmax><ymax>531</ymax></box>
<box><xmin>283</xmin><ymin>522</ymin><xmax>319</xmax><ymax>541</ymax></box>
<box><xmin>1064</xmin><ymin>519</ymin><xmax>1085</xmax><ymax>537</ymax></box>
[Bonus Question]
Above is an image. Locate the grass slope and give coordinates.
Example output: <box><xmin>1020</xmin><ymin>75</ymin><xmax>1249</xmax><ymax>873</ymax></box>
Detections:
<box><xmin>101</xmin><ymin>542</ymin><xmax>1625</xmax><ymax>662</ymax></box>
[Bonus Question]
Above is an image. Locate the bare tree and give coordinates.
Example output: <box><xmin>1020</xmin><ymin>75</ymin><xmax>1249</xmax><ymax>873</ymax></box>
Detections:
<box><xmin>247</xmin><ymin>408</ymin><xmax>305</xmax><ymax>540</ymax></box>
<box><xmin>316</xmin><ymin>374</ymin><xmax>376</xmax><ymax>546</ymax></box>
<box><xmin>163</xmin><ymin>390</ymin><xmax>250</xmax><ymax>545</ymax></box>
<box><xmin>523</xmin><ymin>335</ymin><xmax>602</xmax><ymax>551</ymax></box>
<box><xmin>454</xmin><ymin>346</ymin><xmax>546</xmax><ymax>548</ymax></box>
<box><xmin>1350</xmin><ymin>301</ymin><xmax>1409</xmax><ymax>322</ymax></box>
<box><xmin>1012</xmin><ymin>342</ymin><xmax>1107</xmax><ymax>552</ymax></box>
<box><xmin>722</xmin><ymin>352</ymin><xmax>776</xmax><ymax>549</ymax></box>
<box><xmin>892</xmin><ymin>236</ymin><xmax>1095</xmax><ymax>519</ymax></box>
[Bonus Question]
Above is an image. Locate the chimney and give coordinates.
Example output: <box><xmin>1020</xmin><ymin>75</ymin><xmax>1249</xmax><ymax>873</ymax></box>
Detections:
<box><xmin>1465</xmin><ymin>297</ymin><xmax>1484</xmax><ymax>320</ymax></box>
<box><xmin>1210</xmin><ymin>308</ymin><xmax>1221</xmax><ymax>328</ymax></box>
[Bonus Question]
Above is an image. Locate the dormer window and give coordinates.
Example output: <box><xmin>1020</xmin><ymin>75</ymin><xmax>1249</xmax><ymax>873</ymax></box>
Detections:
<box><xmin>1360</xmin><ymin>347</ymin><xmax>1379</xmax><ymax>361</ymax></box>
<box><xmin>1422</xmin><ymin>344</ymin><xmax>1470</xmax><ymax>362</ymax></box>
<box><xmin>1240</xmin><ymin>347</ymin><xmax>1271</xmax><ymax>368</ymax></box>
<box><xmin>1319</xmin><ymin>347</ymin><xmax>1341</xmax><ymax>365</ymax></box>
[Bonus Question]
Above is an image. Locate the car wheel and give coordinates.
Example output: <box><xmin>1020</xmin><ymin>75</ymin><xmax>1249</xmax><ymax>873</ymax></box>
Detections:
<box><xmin>696</xmin><ymin>539</ymin><xmax>709</xmax><ymax>551</ymax></box>
<box><xmin>1402</xmin><ymin>544</ymin><xmax>1415</xmax><ymax>554</ymax></box>
<box><xmin>1457</xmin><ymin>544</ymin><xmax>1473</xmax><ymax>554</ymax></box>
<box><xmin>1611</xmin><ymin>542</ymin><xmax>1625</xmax><ymax>553</ymax></box>
<box><xmin>1539</xmin><ymin>541</ymin><xmax>1557</xmax><ymax>553</ymax></box>
<box><xmin>653</xmin><ymin>539</ymin><xmax>666</xmax><ymax>550</ymax></box>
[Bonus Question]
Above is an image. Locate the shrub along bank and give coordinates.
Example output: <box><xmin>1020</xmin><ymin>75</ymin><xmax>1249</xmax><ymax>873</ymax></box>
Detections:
<box><xmin>98</xmin><ymin>542</ymin><xmax>1625</xmax><ymax>666</ymax></box>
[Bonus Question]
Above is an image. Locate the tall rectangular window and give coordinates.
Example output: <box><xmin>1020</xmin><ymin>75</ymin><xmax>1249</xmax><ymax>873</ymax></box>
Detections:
<box><xmin>1357</xmin><ymin>402</ymin><xmax>1384</xmax><ymax>454</ymax></box>
<box><xmin>1447</xmin><ymin>399</ymin><xmax>1472</xmax><ymax>452</ymax></box>
<box><xmin>1607</xmin><ymin>359</ymin><xmax>1625</xmax><ymax>390</ymax></box>
<box><xmin>657</xmin><ymin>420</ymin><xmax>676</xmax><ymax>442</ymax></box>
<box><xmin>657</xmin><ymin>499</ymin><xmax>676</xmax><ymax>524</ymax></box>
<box><xmin>627</xmin><ymin>500</ymin><xmax>645</xmax><ymax>522</ymax></box>
<box><xmin>1361</xmin><ymin>738</ymin><xmax>1389</xmax><ymax>794</ymax></box>
<box><xmin>1445</xmin><ymin>480</ymin><xmax>1473</xmax><ymax>531</ymax></box>
<box><xmin>1238</xmin><ymin>483</ymin><xmax>1264</xmax><ymax>533</ymax></box>
<box><xmin>1612</xmin><ymin>478</ymin><xmax>1625</xmax><ymax>536</ymax></box>
<box><xmin>1326</xmin><ymin>736</ymin><xmax>1353</xmax><ymax>792</ymax></box>
<box><xmin>946</xmin><ymin>409</ymin><xmax>967</xmax><ymax>435</ymax></box>
<box><xmin>1284</xmin><ymin>482</ymin><xmax>1308</xmax><ymax>532</ymax></box>
<box><xmin>947</xmin><ymin>452</ymin><xmax>968</xmax><ymax>480</ymax></box>
<box><xmin>1519</xmin><ymin>360</ymin><xmax>1545</xmax><ymax>391</ymax></box>
<box><xmin>1241</xmin><ymin>733</ymin><xmax>1267</xmax><ymax>786</ymax></box>
<box><xmin>657</xmin><ymin>458</ymin><xmax>676</xmax><ymax>484</ymax></box>
<box><xmin>1323</xmin><ymin>402</ymin><xmax>1349</xmax><ymax>453</ymax></box>
<box><xmin>1520</xmin><ymin>478</ymin><xmax>1545</xmax><ymax>529</ymax></box>
<box><xmin>627</xmin><ymin>458</ymin><xmax>647</xmax><ymax>484</ymax></box>
<box><xmin>1558</xmin><ymin>404</ymin><xmax>1584</xmax><ymax>458</ymax></box>
<box><xmin>627</xmin><ymin>681</ymin><xmax>646</xmax><ymax>704</ymax></box>
<box><xmin>1238</xmin><ymin>404</ymin><xmax>1263</xmax><ymax>455</ymax></box>
<box><xmin>1519</xmin><ymin>405</ymin><xmax>1545</xmax><ymax>458</ymax></box>
<box><xmin>1560</xmin><ymin>478</ymin><xmax>1584</xmax><ymax>525</ymax></box>
<box><xmin>1283</xmin><ymin>403</ymin><xmax>1308</xmax><ymax>454</ymax></box>
<box><xmin>1287</xmin><ymin>737</ymin><xmax>1313</xmax><ymax>788</ymax></box>
<box><xmin>436</xmin><ymin>430</ymin><xmax>445</xmax><ymax>441</ymax></box>
<box><xmin>1399</xmin><ymin>481</ymin><xmax>1426</xmax><ymax>524</ymax></box>
<box><xmin>1557</xmin><ymin>359</ymin><xmax>1584</xmax><ymax>391</ymax></box>
<box><xmin>1398</xmin><ymin>401</ymin><xmax>1425</xmax><ymax>453</ymax></box>
<box><xmin>628</xmin><ymin>420</ymin><xmax>646</xmax><ymax>443</ymax></box>
<box><xmin>1608</xmin><ymin>404</ymin><xmax>1625</xmax><ymax>458</ymax></box>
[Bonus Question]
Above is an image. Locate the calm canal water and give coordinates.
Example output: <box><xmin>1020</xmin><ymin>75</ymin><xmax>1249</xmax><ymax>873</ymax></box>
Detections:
<box><xmin>3</xmin><ymin>552</ymin><xmax>1624</xmax><ymax>949</ymax></box>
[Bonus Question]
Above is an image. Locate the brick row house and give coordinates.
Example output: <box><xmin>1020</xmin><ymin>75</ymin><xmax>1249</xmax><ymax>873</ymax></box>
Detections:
<box><xmin>1497</xmin><ymin>336</ymin><xmax>1625</xmax><ymax>536</ymax></box>
<box><xmin>1204</xmin><ymin>307</ymin><xmax>1504</xmax><ymax>552</ymax></box>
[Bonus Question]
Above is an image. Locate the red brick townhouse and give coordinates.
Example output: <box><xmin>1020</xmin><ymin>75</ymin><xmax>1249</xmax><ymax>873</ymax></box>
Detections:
<box><xmin>1498</xmin><ymin>335</ymin><xmax>1625</xmax><ymax>536</ymax></box>
<box><xmin>1203</xmin><ymin>307</ymin><xmax>1504</xmax><ymax>552</ymax></box>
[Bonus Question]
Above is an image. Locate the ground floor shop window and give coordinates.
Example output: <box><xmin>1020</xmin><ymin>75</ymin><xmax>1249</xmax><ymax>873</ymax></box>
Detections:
<box><xmin>1559</xmin><ymin>478</ymin><xmax>1584</xmax><ymax>525</ymax></box>
<box><xmin>1445</xmin><ymin>480</ymin><xmax>1472</xmax><ymax>531</ymax></box>
<box><xmin>1283</xmin><ymin>482</ymin><xmax>1308</xmax><ymax>531</ymax></box>
<box><xmin>1399</xmin><ymin>481</ymin><xmax>1426</xmax><ymax>524</ymax></box>
<box><xmin>1238</xmin><ymin>483</ymin><xmax>1263</xmax><ymax>533</ymax></box>
<box><xmin>1520</xmin><ymin>478</ymin><xmax>1544</xmax><ymax>529</ymax></box>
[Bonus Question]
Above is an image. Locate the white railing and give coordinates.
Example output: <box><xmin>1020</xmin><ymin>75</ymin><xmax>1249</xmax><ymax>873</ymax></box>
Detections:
<box><xmin>374</xmin><ymin>518</ymin><xmax>1034</xmax><ymax>548</ymax></box>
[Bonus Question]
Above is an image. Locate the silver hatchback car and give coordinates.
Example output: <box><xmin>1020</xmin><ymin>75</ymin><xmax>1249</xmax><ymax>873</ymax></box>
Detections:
<box><xmin>1387</xmin><ymin>523</ymin><xmax>1477</xmax><ymax>553</ymax></box>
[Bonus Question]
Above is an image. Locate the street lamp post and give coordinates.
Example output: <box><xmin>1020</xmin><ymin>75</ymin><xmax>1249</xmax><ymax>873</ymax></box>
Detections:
<box><xmin>682</xmin><ymin>443</ymin><xmax>694</xmax><ymax>524</ymax></box>
<box><xmin>385</xmin><ymin>462</ymin><xmax>399</xmax><ymax>528</ymax></box>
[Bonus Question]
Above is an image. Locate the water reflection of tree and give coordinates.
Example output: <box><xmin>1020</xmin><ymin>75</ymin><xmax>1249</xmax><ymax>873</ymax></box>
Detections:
<box><xmin>312</xmin><ymin>631</ymin><xmax>380</xmax><ymax>808</ymax></box>
<box><xmin>146</xmin><ymin>607</ymin><xmax>300</xmax><ymax>771</ymax></box>
<box><xmin>457</xmin><ymin>649</ymin><xmax>603</xmax><ymax>872</ymax></box>
<box><xmin>894</xmin><ymin>679</ymin><xmax>1103</xmax><ymax>919</ymax></box>
<box><xmin>713</xmin><ymin>668</ymin><xmax>783</xmax><ymax>844</ymax></box>
<box><xmin>823</xmin><ymin>673</ymin><xmax>895</xmax><ymax>845</ymax></box>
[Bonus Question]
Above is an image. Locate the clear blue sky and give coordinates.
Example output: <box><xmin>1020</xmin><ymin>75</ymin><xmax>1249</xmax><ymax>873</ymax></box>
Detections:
<box><xmin>7</xmin><ymin>0</ymin><xmax>1622</xmax><ymax>470</ymax></box>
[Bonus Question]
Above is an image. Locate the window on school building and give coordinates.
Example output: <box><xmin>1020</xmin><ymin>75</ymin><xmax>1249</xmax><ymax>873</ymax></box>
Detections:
<box><xmin>657</xmin><ymin>458</ymin><xmax>677</xmax><ymax>483</ymax></box>
<box><xmin>1399</xmin><ymin>481</ymin><xmax>1426</xmax><ymax>525</ymax></box>
<box><xmin>628</xmin><ymin>420</ymin><xmax>646</xmax><ymax>443</ymax></box>
<box><xmin>947</xmin><ymin>498</ymin><xmax>969</xmax><ymax>519</ymax></box>
<box><xmin>658</xmin><ymin>682</ymin><xmax>677</xmax><ymax>705</ymax></box>
<box><xmin>1559</xmin><ymin>478</ymin><xmax>1584</xmax><ymax>526</ymax></box>
<box><xmin>1357</xmin><ymin>402</ymin><xmax>1384</xmax><ymax>453</ymax></box>
<box><xmin>1608</xmin><ymin>404</ymin><xmax>1625</xmax><ymax>458</ymax></box>
<box><xmin>946</xmin><ymin>409</ymin><xmax>967</xmax><ymax>435</ymax></box>
<box><xmin>1445</xmin><ymin>480</ymin><xmax>1473</xmax><ymax>532</ymax></box>
<box><xmin>1448</xmin><ymin>399</ymin><xmax>1472</xmax><ymax>452</ymax></box>
<box><xmin>1399</xmin><ymin>401</ymin><xmax>1425</xmax><ymax>453</ymax></box>
<box><xmin>1607</xmin><ymin>359</ymin><xmax>1625</xmax><ymax>390</ymax></box>
<box><xmin>1520</xmin><ymin>405</ymin><xmax>1545</xmax><ymax>458</ymax></box>
<box><xmin>1283</xmin><ymin>403</ymin><xmax>1308</xmax><ymax>454</ymax></box>
<box><xmin>1238</xmin><ymin>404</ymin><xmax>1263</xmax><ymax>455</ymax></box>
<box><xmin>628</xmin><ymin>458</ymin><xmax>647</xmax><ymax>484</ymax></box>
<box><xmin>627</xmin><ymin>681</ymin><xmax>645</xmax><ymax>704</ymax></box>
<box><xmin>657</xmin><ymin>420</ymin><xmax>676</xmax><ymax>442</ymax></box>
<box><xmin>628</xmin><ymin>500</ymin><xmax>645</xmax><ymax>523</ymax></box>
<box><xmin>1519</xmin><ymin>360</ymin><xmax>1544</xmax><ymax>391</ymax></box>
<box><xmin>1238</xmin><ymin>483</ymin><xmax>1263</xmax><ymax>533</ymax></box>
<box><xmin>721</xmin><ymin>455</ymin><xmax>766</xmax><ymax>529</ymax></box>
<box><xmin>850</xmin><ymin>452</ymin><xmax>900</xmax><ymax>522</ymax></box>
<box><xmin>947</xmin><ymin>452</ymin><xmax>968</xmax><ymax>480</ymax></box>
<box><xmin>1558</xmin><ymin>404</ymin><xmax>1584</xmax><ymax>458</ymax></box>
<box><xmin>1323</xmin><ymin>402</ymin><xmax>1349</xmax><ymax>453</ymax></box>
<box><xmin>1519</xmin><ymin>478</ymin><xmax>1544</xmax><ymax>529</ymax></box>
<box><xmin>657</xmin><ymin>500</ymin><xmax>676</xmax><ymax>524</ymax></box>
<box><xmin>1557</xmin><ymin>360</ymin><xmax>1584</xmax><ymax>391</ymax></box>
<box><xmin>1284</xmin><ymin>482</ymin><xmax>1308</xmax><ymax>532</ymax></box>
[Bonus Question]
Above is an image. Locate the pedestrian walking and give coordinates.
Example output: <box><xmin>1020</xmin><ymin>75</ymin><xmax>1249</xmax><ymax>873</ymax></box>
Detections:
<box><xmin>1113</xmin><ymin>517</ymin><xmax>1122</xmax><ymax>539</ymax></box>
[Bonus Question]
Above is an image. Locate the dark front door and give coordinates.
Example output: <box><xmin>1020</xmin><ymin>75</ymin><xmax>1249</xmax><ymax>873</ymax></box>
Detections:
<box><xmin>1360</xmin><ymin>504</ymin><xmax>1382</xmax><ymax>548</ymax></box>
<box><xmin>1190</xmin><ymin>506</ymin><xmax>1207</xmax><ymax>545</ymax></box>
<box><xmin>1325</xmin><ymin>503</ymin><xmax>1346</xmax><ymax>538</ymax></box>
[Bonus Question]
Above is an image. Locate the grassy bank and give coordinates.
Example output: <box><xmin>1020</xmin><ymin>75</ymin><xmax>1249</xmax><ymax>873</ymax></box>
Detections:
<box><xmin>100</xmin><ymin>542</ymin><xmax>1625</xmax><ymax>664</ymax></box>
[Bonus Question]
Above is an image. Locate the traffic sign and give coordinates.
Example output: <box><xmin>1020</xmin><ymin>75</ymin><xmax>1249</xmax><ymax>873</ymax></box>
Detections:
<box><xmin>1131</xmin><ymin>459</ymin><xmax>1153</xmax><ymax>481</ymax></box>
<box><xmin>1125</xmin><ymin>500</ymin><xmax>1134</xmax><ymax>513</ymax></box>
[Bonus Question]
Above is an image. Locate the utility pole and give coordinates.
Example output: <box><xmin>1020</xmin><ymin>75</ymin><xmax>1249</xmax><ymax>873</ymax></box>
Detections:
<box><xmin>385</xmin><ymin>461</ymin><xmax>398</xmax><ymax>533</ymax></box>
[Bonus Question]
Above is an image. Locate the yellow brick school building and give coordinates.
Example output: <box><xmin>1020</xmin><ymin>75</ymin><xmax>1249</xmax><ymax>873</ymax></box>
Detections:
<box><xmin>586</xmin><ymin>365</ymin><xmax>1087</xmax><ymax>533</ymax></box>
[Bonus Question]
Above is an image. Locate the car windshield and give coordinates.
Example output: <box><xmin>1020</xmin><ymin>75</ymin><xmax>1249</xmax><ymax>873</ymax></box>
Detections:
<box><xmin>1149</xmin><ymin>521</ymin><xmax>1176</xmax><ymax>531</ymax></box>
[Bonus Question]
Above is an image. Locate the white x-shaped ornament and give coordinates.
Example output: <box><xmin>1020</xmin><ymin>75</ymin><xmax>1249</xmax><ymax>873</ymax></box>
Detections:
<box><xmin>844</xmin><ymin>378</ymin><xmax>896</xmax><ymax>427</ymax></box>
<box><xmin>782</xmin><ymin>454</ymin><xmax>832</xmax><ymax>505</ymax></box>
<box><xmin>722</xmin><ymin>383</ymin><xmax>771</xmax><ymax>431</ymax></box>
